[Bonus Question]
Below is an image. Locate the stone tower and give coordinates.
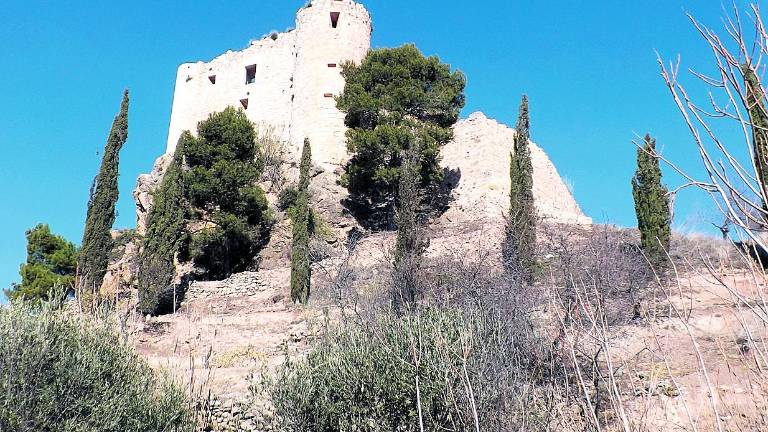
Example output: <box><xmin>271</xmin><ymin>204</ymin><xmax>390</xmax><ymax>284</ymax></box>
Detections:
<box><xmin>291</xmin><ymin>0</ymin><xmax>371</xmax><ymax>167</ymax></box>
<box><xmin>163</xmin><ymin>0</ymin><xmax>371</xmax><ymax>168</ymax></box>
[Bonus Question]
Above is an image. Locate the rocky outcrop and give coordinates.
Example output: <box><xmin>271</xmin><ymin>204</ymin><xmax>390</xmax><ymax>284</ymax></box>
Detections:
<box><xmin>99</xmin><ymin>230</ymin><xmax>139</xmax><ymax>297</ymax></box>
<box><xmin>133</xmin><ymin>154</ymin><xmax>173</xmax><ymax>236</ymax></box>
<box><xmin>441</xmin><ymin>112</ymin><xmax>591</xmax><ymax>225</ymax></box>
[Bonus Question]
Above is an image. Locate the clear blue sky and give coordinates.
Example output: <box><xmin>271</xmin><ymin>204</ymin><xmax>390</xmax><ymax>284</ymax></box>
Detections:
<box><xmin>0</xmin><ymin>0</ymin><xmax>753</xmax><ymax>294</ymax></box>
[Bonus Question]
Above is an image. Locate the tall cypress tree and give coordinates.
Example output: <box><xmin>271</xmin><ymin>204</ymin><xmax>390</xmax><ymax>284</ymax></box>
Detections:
<box><xmin>504</xmin><ymin>95</ymin><xmax>536</xmax><ymax>283</ymax></box>
<box><xmin>290</xmin><ymin>138</ymin><xmax>312</xmax><ymax>304</ymax></box>
<box><xmin>632</xmin><ymin>134</ymin><xmax>671</xmax><ymax>268</ymax></box>
<box><xmin>393</xmin><ymin>142</ymin><xmax>427</xmax><ymax>310</ymax></box>
<box><xmin>743</xmin><ymin>65</ymin><xmax>768</xmax><ymax>213</ymax></box>
<box><xmin>137</xmin><ymin>133</ymin><xmax>191</xmax><ymax>315</ymax></box>
<box><xmin>78</xmin><ymin>90</ymin><xmax>129</xmax><ymax>295</ymax></box>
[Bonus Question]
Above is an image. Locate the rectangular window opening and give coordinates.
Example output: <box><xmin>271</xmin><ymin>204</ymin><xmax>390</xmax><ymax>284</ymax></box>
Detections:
<box><xmin>245</xmin><ymin>64</ymin><xmax>257</xmax><ymax>84</ymax></box>
<box><xmin>330</xmin><ymin>12</ymin><xmax>340</xmax><ymax>28</ymax></box>
<box><xmin>208</xmin><ymin>75</ymin><xmax>216</xmax><ymax>84</ymax></box>
<box><xmin>324</xmin><ymin>93</ymin><xmax>334</xmax><ymax>98</ymax></box>
<box><xmin>240</xmin><ymin>98</ymin><xmax>249</xmax><ymax>109</ymax></box>
<box><xmin>328</xmin><ymin>63</ymin><xmax>337</xmax><ymax>68</ymax></box>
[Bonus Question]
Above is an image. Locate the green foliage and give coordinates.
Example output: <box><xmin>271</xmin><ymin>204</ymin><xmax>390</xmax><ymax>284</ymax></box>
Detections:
<box><xmin>504</xmin><ymin>95</ymin><xmax>536</xmax><ymax>283</ymax></box>
<box><xmin>743</xmin><ymin>65</ymin><xmax>768</xmax><ymax>211</ymax></box>
<box><xmin>268</xmin><ymin>308</ymin><xmax>553</xmax><ymax>431</ymax></box>
<box><xmin>393</xmin><ymin>144</ymin><xmax>427</xmax><ymax>309</ymax></box>
<box><xmin>632</xmin><ymin>134</ymin><xmax>671</xmax><ymax>268</ymax></box>
<box><xmin>0</xmin><ymin>298</ymin><xmax>193</xmax><ymax>431</ymax></box>
<box><xmin>5</xmin><ymin>224</ymin><xmax>77</xmax><ymax>302</ymax></box>
<box><xmin>278</xmin><ymin>186</ymin><xmax>299</xmax><ymax>211</ymax></box>
<box><xmin>137</xmin><ymin>134</ymin><xmax>191</xmax><ymax>316</ymax></box>
<box><xmin>337</xmin><ymin>44</ymin><xmax>466</xmax><ymax>223</ymax></box>
<box><xmin>290</xmin><ymin>139</ymin><xmax>312</xmax><ymax>304</ymax></box>
<box><xmin>182</xmin><ymin>108</ymin><xmax>272</xmax><ymax>279</ymax></box>
<box><xmin>79</xmin><ymin>90</ymin><xmax>129</xmax><ymax>294</ymax></box>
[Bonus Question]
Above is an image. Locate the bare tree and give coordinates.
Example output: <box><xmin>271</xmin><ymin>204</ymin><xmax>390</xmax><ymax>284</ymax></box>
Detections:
<box><xmin>658</xmin><ymin>4</ymin><xmax>768</xmax><ymax>249</ymax></box>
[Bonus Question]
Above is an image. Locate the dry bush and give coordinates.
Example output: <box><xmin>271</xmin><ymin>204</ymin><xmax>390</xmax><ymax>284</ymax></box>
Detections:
<box><xmin>257</xmin><ymin>125</ymin><xmax>290</xmax><ymax>192</ymax></box>
<box><xmin>540</xmin><ymin>223</ymin><xmax>652</xmax><ymax>327</ymax></box>
<box><xmin>538</xmin><ymin>222</ymin><xmax>768</xmax><ymax>430</ymax></box>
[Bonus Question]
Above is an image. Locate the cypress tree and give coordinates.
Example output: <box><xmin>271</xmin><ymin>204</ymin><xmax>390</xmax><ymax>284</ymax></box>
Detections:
<box><xmin>504</xmin><ymin>95</ymin><xmax>536</xmax><ymax>283</ymax></box>
<box><xmin>632</xmin><ymin>134</ymin><xmax>671</xmax><ymax>268</ymax></box>
<box><xmin>137</xmin><ymin>133</ymin><xmax>191</xmax><ymax>315</ymax></box>
<box><xmin>290</xmin><ymin>138</ymin><xmax>312</xmax><ymax>304</ymax></box>
<box><xmin>393</xmin><ymin>142</ymin><xmax>427</xmax><ymax>310</ymax></box>
<box><xmin>743</xmin><ymin>65</ymin><xmax>768</xmax><ymax>212</ymax></box>
<box><xmin>78</xmin><ymin>90</ymin><xmax>129</xmax><ymax>295</ymax></box>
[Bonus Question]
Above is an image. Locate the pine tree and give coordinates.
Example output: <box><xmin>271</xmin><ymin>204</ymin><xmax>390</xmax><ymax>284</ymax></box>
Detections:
<box><xmin>5</xmin><ymin>224</ymin><xmax>78</xmax><ymax>302</ymax></box>
<box><xmin>290</xmin><ymin>138</ymin><xmax>312</xmax><ymax>304</ymax></box>
<box><xmin>393</xmin><ymin>142</ymin><xmax>427</xmax><ymax>310</ymax></box>
<box><xmin>78</xmin><ymin>90</ymin><xmax>128</xmax><ymax>295</ymax></box>
<box><xmin>137</xmin><ymin>133</ymin><xmax>191</xmax><ymax>315</ymax></box>
<box><xmin>183</xmin><ymin>107</ymin><xmax>271</xmax><ymax>279</ymax></box>
<box><xmin>337</xmin><ymin>44</ymin><xmax>466</xmax><ymax>225</ymax></box>
<box><xmin>504</xmin><ymin>95</ymin><xmax>536</xmax><ymax>283</ymax></box>
<box><xmin>743</xmin><ymin>65</ymin><xmax>768</xmax><ymax>211</ymax></box>
<box><xmin>632</xmin><ymin>134</ymin><xmax>671</xmax><ymax>268</ymax></box>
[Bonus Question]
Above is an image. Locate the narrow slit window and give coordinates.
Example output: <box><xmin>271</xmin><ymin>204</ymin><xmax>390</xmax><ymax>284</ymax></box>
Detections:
<box><xmin>245</xmin><ymin>64</ymin><xmax>257</xmax><ymax>84</ymax></box>
<box><xmin>324</xmin><ymin>93</ymin><xmax>334</xmax><ymax>98</ymax></box>
<box><xmin>328</xmin><ymin>63</ymin><xmax>337</xmax><ymax>68</ymax></box>
<box><xmin>330</xmin><ymin>12</ymin><xmax>340</xmax><ymax>28</ymax></box>
<box><xmin>208</xmin><ymin>75</ymin><xmax>216</xmax><ymax>84</ymax></box>
<box><xmin>240</xmin><ymin>98</ymin><xmax>249</xmax><ymax>109</ymax></box>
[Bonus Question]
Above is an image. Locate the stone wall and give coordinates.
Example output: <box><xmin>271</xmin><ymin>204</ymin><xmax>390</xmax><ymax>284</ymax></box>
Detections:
<box><xmin>164</xmin><ymin>0</ymin><xmax>372</xmax><ymax>169</ymax></box>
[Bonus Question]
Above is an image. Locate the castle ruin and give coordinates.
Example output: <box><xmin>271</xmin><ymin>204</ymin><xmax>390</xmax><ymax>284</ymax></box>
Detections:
<box><xmin>134</xmin><ymin>0</ymin><xmax>589</xmax><ymax>237</ymax></box>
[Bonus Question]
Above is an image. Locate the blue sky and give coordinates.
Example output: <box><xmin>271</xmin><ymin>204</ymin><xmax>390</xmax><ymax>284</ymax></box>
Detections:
<box><xmin>0</xmin><ymin>0</ymin><xmax>756</xmax><ymax>293</ymax></box>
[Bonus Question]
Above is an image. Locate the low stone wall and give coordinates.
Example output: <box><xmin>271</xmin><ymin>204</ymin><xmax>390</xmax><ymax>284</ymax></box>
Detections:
<box><xmin>198</xmin><ymin>396</ymin><xmax>278</xmax><ymax>432</ymax></box>
<box><xmin>186</xmin><ymin>272</ymin><xmax>268</xmax><ymax>300</ymax></box>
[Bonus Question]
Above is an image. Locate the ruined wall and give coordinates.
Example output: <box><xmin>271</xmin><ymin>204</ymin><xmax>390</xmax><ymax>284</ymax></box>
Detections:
<box><xmin>164</xmin><ymin>0</ymin><xmax>372</xmax><ymax>168</ymax></box>
<box><xmin>165</xmin><ymin>33</ymin><xmax>297</xmax><ymax>154</ymax></box>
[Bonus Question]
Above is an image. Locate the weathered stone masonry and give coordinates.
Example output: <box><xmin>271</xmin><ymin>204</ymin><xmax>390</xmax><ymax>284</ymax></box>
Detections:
<box><xmin>165</xmin><ymin>0</ymin><xmax>371</xmax><ymax>168</ymax></box>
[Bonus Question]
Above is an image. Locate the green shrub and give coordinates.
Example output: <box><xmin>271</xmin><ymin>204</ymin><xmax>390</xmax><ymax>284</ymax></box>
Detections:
<box><xmin>79</xmin><ymin>90</ymin><xmax>129</xmax><ymax>294</ymax></box>
<box><xmin>0</xmin><ymin>299</ymin><xmax>193</xmax><ymax>431</ymax></box>
<box><xmin>137</xmin><ymin>133</ymin><xmax>191</xmax><ymax>316</ymax></box>
<box><xmin>278</xmin><ymin>186</ymin><xmax>299</xmax><ymax>211</ymax></box>
<box><xmin>290</xmin><ymin>139</ymin><xmax>313</xmax><ymax>304</ymax></box>
<box><xmin>632</xmin><ymin>134</ymin><xmax>671</xmax><ymax>268</ymax></box>
<box><xmin>269</xmin><ymin>307</ymin><xmax>554</xmax><ymax>431</ymax></box>
<box><xmin>504</xmin><ymin>95</ymin><xmax>536</xmax><ymax>283</ymax></box>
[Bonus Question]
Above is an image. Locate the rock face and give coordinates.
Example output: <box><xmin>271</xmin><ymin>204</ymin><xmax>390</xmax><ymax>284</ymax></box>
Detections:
<box><xmin>133</xmin><ymin>154</ymin><xmax>172</xmax><ymax>235</ymax></box>
<box><xmin>441</xmin><ymin>112</ymin><xmax>591</xmax><ymax>225</ymax></box>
